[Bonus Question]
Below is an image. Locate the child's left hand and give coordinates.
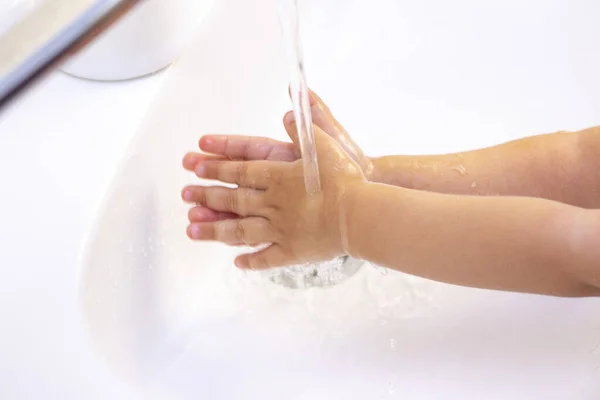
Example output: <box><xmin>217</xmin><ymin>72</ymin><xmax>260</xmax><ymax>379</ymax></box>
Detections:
<box><xmin>181</xmin><ymin>120</ymin><xmax>366</xmax><ymax>270</ymax></box>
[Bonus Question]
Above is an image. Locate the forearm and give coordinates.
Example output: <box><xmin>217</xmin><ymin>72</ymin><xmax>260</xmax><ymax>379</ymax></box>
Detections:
<box><xmin>343</xmin><ymin>182</ymin><xmax>600</xmax><ymax>297</ymax></box>
<box><xmin>371</xmin><ymin>127</ymin><xmax>600</xmax><ymax>208</ymax></box>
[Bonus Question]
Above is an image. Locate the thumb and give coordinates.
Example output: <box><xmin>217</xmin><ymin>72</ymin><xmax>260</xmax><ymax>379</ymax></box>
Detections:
<box><xmin>284</xmin><ymin>111</ymin><xmax>345</xmax><ymax>161</ymax></box>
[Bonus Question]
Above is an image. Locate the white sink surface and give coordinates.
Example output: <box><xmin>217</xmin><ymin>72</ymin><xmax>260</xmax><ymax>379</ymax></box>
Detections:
<box><xmin>80</xmin><ymin>0</ymin><xmax>600</xmax><ymax>398</ymax></box>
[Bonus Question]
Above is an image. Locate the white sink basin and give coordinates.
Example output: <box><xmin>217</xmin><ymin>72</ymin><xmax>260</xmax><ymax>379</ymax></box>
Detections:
<box><xmin>79</xmin><ymin>0</ymin><xmax>600</xmax><ymax>398</ymax></box>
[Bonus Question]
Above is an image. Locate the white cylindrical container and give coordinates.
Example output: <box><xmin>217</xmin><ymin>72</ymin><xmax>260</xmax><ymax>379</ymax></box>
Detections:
<box><xmin>61</xmin><ymin>0</ymin><xmax>214</xmax><ymax>81</ymax></box>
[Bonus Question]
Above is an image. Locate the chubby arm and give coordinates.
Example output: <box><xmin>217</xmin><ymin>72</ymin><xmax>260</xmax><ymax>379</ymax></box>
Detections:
<box><xmin>343</xmin><ymin>181</ymin><xmax>600</xmax><ymax>297</ymax></box>
<box><xmin>372</xmin><ymin>126</ymin><xmax>600</xmax><ymax>209</ymax></box>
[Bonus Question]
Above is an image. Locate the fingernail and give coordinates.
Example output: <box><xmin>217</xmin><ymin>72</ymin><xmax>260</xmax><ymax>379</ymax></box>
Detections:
<box><xmin>189</xmin><ymin>224</ymin><xmax>201</xmax><ymax>239</ymax></box>
<box><xmin>284</xmin><ymin>111</ymin><xmax>295</xmax><ymax>126</ymax></box>
<box><xmin>200</xmin><ymin>136</ymin><xmax>214</xmax><ymax>145</ymax></box>
<box><xmin>308</xmin><ymin>91</ymin><xmax>317</xmax><ymax>106</ymax></box>
<box><xmin>195</xmin><ymin>163</ymin><xmax>206</xmax><ymax>177</ymax></box>
<box><xmin>183</xmin><ymin>189</ymin><xmax>193</xmax><ymax>202</ymax></box>
<box><xmin>199</xmin><ymin>136</ymin><xmax>215</xmax><ymax>151</ymax></box>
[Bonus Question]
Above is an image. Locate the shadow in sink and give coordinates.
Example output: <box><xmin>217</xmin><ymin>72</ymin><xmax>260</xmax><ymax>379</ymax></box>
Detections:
<box><xmin>81</xmin><ymin>185</ymin><xmax>173</xmax><ymax>381</ymax></box>
<box><xmin>80</xmin><ymin>180</ymin><xmax>238</xmax><ymax>386</ymax></box>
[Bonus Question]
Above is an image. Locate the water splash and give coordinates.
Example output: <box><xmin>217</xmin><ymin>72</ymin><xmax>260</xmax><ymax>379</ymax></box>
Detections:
<box><xmin>265</xmin><ymin>256</ymin><xmax>363</xmax><ymax>289</ymax></box>
<box><xmin>370</xmin><ymin>262</ymin><xmax>389</xmax><ymax>276</ymax></box>
<box><xmin>388</xmin><ymin>380</ymin><xmax>396</xmax><ymax>395</ymax></box>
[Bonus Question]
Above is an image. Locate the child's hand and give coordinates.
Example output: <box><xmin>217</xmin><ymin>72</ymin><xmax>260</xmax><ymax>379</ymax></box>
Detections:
<box><xmin>182</xmin><ymin>90</ymin><xmax>372</xmax><ymax>225</ymax></box>
<box><xmin>182</xmin><ymin>89</ymin><xmax>371</xmax><ymax>183</ymax></box>
<box><xmin>181</xmin><ymin>122</ymin><xmax>366</xmax><ymax>270</ymax></box>
<box><xmin>306</xmin><ymin>90</ymin><xmax>373</xmax><ymax>177</ymax></box>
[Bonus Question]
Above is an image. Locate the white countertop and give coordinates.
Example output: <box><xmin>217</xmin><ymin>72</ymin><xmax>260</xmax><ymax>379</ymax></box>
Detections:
<box><xmin>0</xmin><ymin>70</ymin><xmax>165</xmax><ymax>398</ymax></box>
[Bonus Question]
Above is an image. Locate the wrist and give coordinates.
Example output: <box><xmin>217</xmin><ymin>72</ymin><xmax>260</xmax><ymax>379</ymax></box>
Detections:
<box><xmin>338</xmin><ymin>180</ymin><xmax>371</xmax><ymax>259</ymax></box>
<box><xmin>370</xmin><ymin>157</ymin><xmax>401</xmax><ymax>186</ymax></box>
<box><xmin>368</xmin><ymin>157</ymin><xmax>384</xmax><ymax>183</ymax></box>
<box><xmin>361</xmin><ymin>156</ymin><xmax>376</xmax><ymax>181</ymax></box>
<box><xmin>339</xmin><ymin>179</ymin><xmax>416</xmax><ymax>263</ymax></box>
<box><xmin>370</xmin><ymin>156</ymin><xmax>416</xmax><ymax>189</ymax></box>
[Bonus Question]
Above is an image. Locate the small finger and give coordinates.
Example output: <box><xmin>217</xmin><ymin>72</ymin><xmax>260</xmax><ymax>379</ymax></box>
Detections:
<box><xmin>183</xmin><ymin>152</ymin><xmax>225</xmax><ymax>172</ymax></box>
<box><xmin>234</xmin><ymin>244</ymin><xmax>291</xmax><ymax>270</ymax></box>
<box><xmin>199</xmin><ymin>135</ymin><xmax>298</xmax><ymax>161</ymax></box>
<box><xmin>195</xmin><ymin>160</ymin><xmax>285</xmax><ymax>189</ymax></box>
<box><xmin>182</xmin><ymin>186</ymin><xmax>263</xmax><ymax>216</ymax></box>
<box><xmin>187</xmin><ymin>217</ymin><xmax>274</xmax><ymax>246</ymax></box>
<box><xmin>188</xmin><ymin>206</ymin><xmax>237</xmax><ymax>223</ymax></box>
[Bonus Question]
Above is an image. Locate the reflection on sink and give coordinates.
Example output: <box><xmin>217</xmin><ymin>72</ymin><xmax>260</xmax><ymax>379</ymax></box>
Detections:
<box><xmin>79</xmin><ymin>0</ymin><xmax>600</xmax><ymax>398</ymax></box>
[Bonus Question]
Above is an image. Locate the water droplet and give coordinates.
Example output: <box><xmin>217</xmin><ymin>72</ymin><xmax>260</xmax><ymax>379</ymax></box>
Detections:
<box><xmin>471</xmin><ymin>182</ymin><xmax>477</xmax><ymax>188</ymax></box>
<box><xmin>370</xmin><ymin>262</ymin><xmax>388</xmax><ymax>275</ymax></box>
<box><xmin>148</xmin><ymin>263</ymin><xmax>154</xmax><ymax>270</ymax></box>
<box><xmin>148</xmin><ymin>237</ymin><xmax>153</xmax><ymax>244</ymax></box>
<box><xmin>388</xmin><ymin>380</ymin><xmax>396</xmax><ymax>395</ymax></box>
<box><xmin>452</xmin><ymin>165</ymin><xmax>467</xmax><ymax>176</ymax></box>
<box><xmin>390</xmin><ymin>338</ymin><xmax>397</xmax><ymax>349</ymax></box>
